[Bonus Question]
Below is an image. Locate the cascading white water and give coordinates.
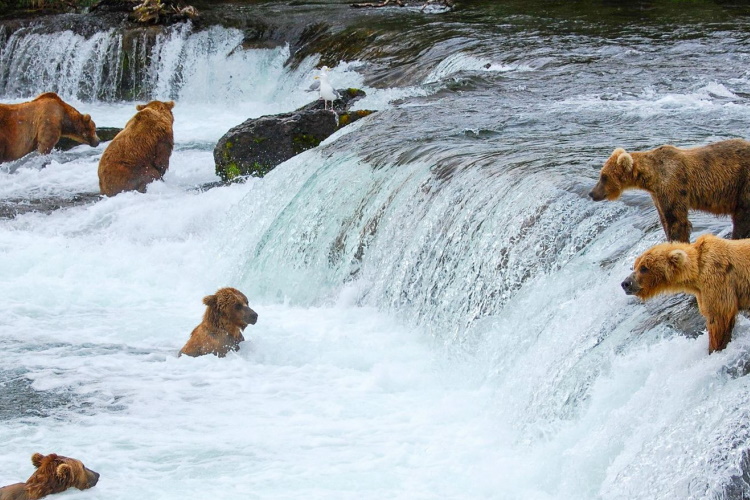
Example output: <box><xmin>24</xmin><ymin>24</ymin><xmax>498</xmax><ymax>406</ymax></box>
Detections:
<box><xmin>0</xmin><ymin>15</ymin><xmax>749</xmax><ymax>500</ymax></box>
<box><xmin>0</xmin><ymin>22</ymin><xmax>324</xmax><ymax>105</ymax></box>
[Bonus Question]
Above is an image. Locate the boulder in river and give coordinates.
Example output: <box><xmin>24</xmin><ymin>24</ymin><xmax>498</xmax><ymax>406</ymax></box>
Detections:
<box><xmin>214</xmin><ymin>88</ymin><xmax>374</xmax><ymax>181</ymax></box>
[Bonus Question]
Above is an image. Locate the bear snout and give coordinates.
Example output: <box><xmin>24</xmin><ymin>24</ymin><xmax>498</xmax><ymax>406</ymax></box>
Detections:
<box><xmin>245</xmin><ymin>308</ymin><xmax>259</xmax><ymax>326</ymax></box>
<box><xmin>85</xmin><ymin>469</ymin><xmax>100</xmax><ymax>488</ymax></box>
<box><xmin>89</xmin><ymin>135</ymin><xmax>100</xmax><ymax>147</ymax></box>
<box><xmin>589</xmin><ymin>187</ymin><xmax>605</xmax><ymax>201</ymax></box>
<box><xmin>621</xmin><ymin>274</ymin><xmax>640</xmax><ymax>295</ymax></box>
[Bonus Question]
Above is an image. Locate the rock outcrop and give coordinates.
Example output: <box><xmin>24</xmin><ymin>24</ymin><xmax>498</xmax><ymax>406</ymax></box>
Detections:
<box><xmin>214</xmin><ymin>88</ymin><xmax>374</xmax><ymax>181</ymax></box>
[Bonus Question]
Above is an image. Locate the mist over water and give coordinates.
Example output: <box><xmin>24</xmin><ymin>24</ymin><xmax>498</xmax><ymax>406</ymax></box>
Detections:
<box><xmin>2</xmin><ymin>5</ymin><xmax>750</xmax><ymax>499</ymax></box>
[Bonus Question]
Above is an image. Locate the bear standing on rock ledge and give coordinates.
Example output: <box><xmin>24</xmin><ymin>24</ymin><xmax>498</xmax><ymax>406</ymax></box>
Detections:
<box><xmin>0</xmin><ymin>92</ymin><xmax>100</xmax><ymax>163</ymax></box>
<box><xmin>589</xmin><ymin>139</ymin><xmax>750</xmax><ymax>242</ymax></box>
<box><xmin>97</xmin><ymin>100</ymin><xmax>174</xmax><ymax>196</ymax></box>
<box><xmin>622</xmin><ymin>233</ymin><xmax>750</xmax><ymax>353</ymax></box>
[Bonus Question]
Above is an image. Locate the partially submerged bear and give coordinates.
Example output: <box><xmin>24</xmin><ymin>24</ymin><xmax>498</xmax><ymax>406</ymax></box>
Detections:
<box><xmin>621</xmin><ymin>233</ymin><xmax>750</xmax><ymax>353</ymax></box>
<box><xmin>179</xmin><ymin>287</ymin><xmax>259</xmax><ymax>358</ymax></box>
<box><xmin>97</xmin><ymin>100</ymin><xmax>174</xmax><ymax>196</ymax></box>
<box><xmin>0</xmin><ymin>92</ymin><xmax>100</xmax><ymax>163</ymax></box>
<box><xmin>0</xmin><ymin>453</ymin><xmax>99</xmax><ymax>500</ymax></box>
<box><xmin>590</xmin><ymin>139</ymin><xmax>750</xmax><ymax>242</ymax></box>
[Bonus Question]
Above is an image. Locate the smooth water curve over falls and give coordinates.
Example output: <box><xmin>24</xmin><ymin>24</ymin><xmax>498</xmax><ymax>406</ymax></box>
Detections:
<box><xmin>1</xmin><ymin>4</ymin><xmax>750</xmax><ymax>499</ymax></box>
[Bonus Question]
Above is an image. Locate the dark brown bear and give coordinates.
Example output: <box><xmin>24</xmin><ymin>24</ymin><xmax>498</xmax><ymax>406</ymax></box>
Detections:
<box><xmin>0</xmin><ymin>93</ymin><xmax>100</xmax><ymax>163</ymax></box>
<box><xmin>97</xmin><ymin>100</ymin><xmax>174</xmax><ymax>196</ymax></box>
<box><xmin>590</xmin><ymin>139</ymin><xmax>750</xmax><ymax>242</ymax></box>
<box><xmin>179</xmin><ymin>287</ymin><xmax>259</xmax><ymax>358</ymax></box>
<box><xmin>0</xmin><ymin>453</ymin><xmax>99</xmax><ymax>500</ymax></box>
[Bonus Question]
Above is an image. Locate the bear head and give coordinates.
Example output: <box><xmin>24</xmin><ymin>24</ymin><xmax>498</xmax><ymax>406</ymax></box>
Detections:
<box><xmin>72</xmin><ymin>113</ymin><xmax>100</xmax><ymax>148</ymax></box>
<box><xmin>621</xmin><ymin>241</ymin><xmax>696</xmax><ymax>300</ymax></box>
<box><xmin>38</xmin><ymin>92</ymin><xmax>100</xmax><ymax>148</ymax></box>
<box><xmin>203</xmin><ymin>287</ymin><xmax>258</xmax><ymax>335</ymax></box>
<box><xmin>135</xmin><ymin>100</ymin><xmax>175</xmax><ymax>124</ymax></box>
<box><xmin>589</xmin><ymin>148</ymin><xmax>635</xmax><ymax>201</ymax></box>
<box><xmin>25</xmin><ymin>453</ymin><xmax>99</xmax><ymax>499</ymax></box>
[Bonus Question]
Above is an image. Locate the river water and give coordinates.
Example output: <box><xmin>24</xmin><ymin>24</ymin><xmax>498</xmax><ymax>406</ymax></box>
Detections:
<box><xmin>1</xmin><ymin>2</ymin><xmax>750</xmax><ymax>499</ymax></box>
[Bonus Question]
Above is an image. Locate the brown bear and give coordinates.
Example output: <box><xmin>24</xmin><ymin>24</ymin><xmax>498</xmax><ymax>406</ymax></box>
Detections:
<box><xmin>179</xmin><ymin>287</ymin><xmax>259</xmax><ymax>358</ymax></box>
<box><xmin>97</xmin><ymin>100</ymin><xmax>174</xmax><ymax>196</ymax></box>
<box><xmin>621</xmin><ymin>233</ymin><xmax>750</xmax><ymax>353</ymax></box>
<box><xmin>589</xmin><ymin>139</ymin><xmax>750</xmax><ymax>243</ymax></box>
<box><xmin>0</xmin><ymin>92</ymin><xmax>100</xmax><ymax>163</ymax></box>
<box><xmin>0</xmin><ymin>453</ymin><xmax>99</xmax><ymax>500</ymax></box>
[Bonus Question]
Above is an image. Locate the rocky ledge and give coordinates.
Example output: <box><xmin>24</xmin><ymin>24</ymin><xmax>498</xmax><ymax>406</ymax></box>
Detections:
<box><xmin>214</xmin><ymin>89</ymin><xmax>375</xmax><ymax>181</ymax></box>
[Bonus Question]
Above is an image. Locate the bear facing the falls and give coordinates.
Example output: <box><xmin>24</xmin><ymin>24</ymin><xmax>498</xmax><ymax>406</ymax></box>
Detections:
<box><xmin>98</xmin><ymin>100</ymin><xmax>174</xmax><ymax>196</ymax></box>
<box><xmin>590</xmin><ymin>139</ymin><xmax>750</xmax><ymax>242</ymax></box>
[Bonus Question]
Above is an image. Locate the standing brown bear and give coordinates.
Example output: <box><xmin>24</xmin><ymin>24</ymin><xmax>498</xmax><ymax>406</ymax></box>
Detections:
<box><xmin>621</xmin><ymin>233</ymin><xmax>750</xmax><ymax>353</ymax></box>
<box><xmin>0</xmin><ymin>92</ymin><xmax>100</xmax><ymax>163</ymax></box>
<box><xmin>589</xmin><ymin>139</ymin><xmax>750</xmax><ymax>242</ymax></box>
<box><xmin>0</xmin><ymin>453</ymin><xmax>99</xmax><ymax>500</ymax></box>
<box><xmin>97</xmin><ymin>100</ymin><xmax>174</xmax><ymax>196</ymax></box>
<box><xmin>179</xmin><ymin>287</ymin><xmax>259</xmax><ymax>358</ymax></box>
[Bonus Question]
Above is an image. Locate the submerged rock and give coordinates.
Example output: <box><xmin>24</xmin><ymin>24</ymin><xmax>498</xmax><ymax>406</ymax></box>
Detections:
<box><xmin>214</xmin><ymin>88</ymin><xmax>374</xmax><ymax>181</ymax></box>
<box><xmin>56</xmin><ymin>127</ymin><xmax>122</xmax><ymax>151</ymax></box>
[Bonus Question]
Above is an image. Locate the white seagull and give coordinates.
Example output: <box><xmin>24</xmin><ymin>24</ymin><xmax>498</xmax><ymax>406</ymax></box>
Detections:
<box><xmin>309</xmin><ymin>66</ymin><xmax>340</xmax><ymax>111</ymax></box>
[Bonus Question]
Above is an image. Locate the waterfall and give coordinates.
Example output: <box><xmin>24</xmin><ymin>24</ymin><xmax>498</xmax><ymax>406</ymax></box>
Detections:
<box><xmin>0</xmin><ymin>22</ymin><xmax>319</xmax><ymax>103</ymax></box>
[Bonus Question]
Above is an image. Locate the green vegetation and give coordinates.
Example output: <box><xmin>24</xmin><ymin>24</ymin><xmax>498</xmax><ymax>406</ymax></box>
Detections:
<box><xmin>292</xmin><ymin>133</ymin><xmax>321</xmax><ymax>155</ymax></box>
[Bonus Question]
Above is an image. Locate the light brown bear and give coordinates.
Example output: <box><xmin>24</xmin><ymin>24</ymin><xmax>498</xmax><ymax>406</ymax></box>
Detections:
<box><xmin>179</xmin><ymin>287</ymin><xmax>259</xmax><ymax>358</ymax></box>
<box><xmin>97</xmin><ymin>100</ymin><xmax>174</xmax><ymax>196</ymax></box>
<box><xmin>589</xmin><ymin>139</ymin><xmax>750</xmax><ymax>242</ymax></box>
<box><xmin>0</xmin><ymin>453</ymin><xmax>99</xmax><ymax>500</ymax></box>
<box><xmin>0</xmin><ymin>92</ymin><xmax>100</xmax><ymax>163</ymax></box>
<box><xmin>621</xmin><ymin>233</ymin><xmax>750</xmax><ymax>353</ymax></box>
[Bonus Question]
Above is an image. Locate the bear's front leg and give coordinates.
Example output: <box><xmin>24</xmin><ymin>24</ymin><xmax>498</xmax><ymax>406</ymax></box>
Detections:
<box><xmin>36</xmin><ymin>121</ymin><xmax>61</xmax><ymax>155</ymax></box>
<box><xmin>731</xmin><ymin>209</ymin><xmax>750</xmax><ymax>239</ymax></box>
<box><xmin>659</xmin><ymin>202</ymin><xmax>691</xmax><ymax>243</ymax></box>
<box><xmin>706</xmin><ymin>314</ymin><xmax>735</xmax><ymax>353</ymax></box>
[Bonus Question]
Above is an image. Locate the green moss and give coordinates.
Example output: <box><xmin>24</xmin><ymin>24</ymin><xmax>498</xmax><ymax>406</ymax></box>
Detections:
<box><xmin>292</xmin><ymin>134</ymin><xmax>322</xmax><ymax>154</ymax></box>
<box><xmin>225</xmin><ymin>163</ymin><xmax>242</xmax><ymax>181</ymax></box>
<box><xmin>337</xmin><ymin>110</ymin><xmax>375</xmax><ymax>129</ymax></box>
<box><xmin>249</xmin><ymin>162</ymin><xmax>273</xmax><ymax>177</ymax></box>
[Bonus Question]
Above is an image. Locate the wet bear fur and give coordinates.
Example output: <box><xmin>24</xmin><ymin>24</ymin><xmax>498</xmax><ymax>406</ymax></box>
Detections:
<box><xmin>97</xmin><ymin>100</ymin><xmax>174</xmax><ymax>196</ymax></box>
<box><xmin>0</xmin><ymin>92</ymin><xmax>99</xmax><ymax>163</ymax></box>
<box><xmin>590</xmin><ymin>139</ymin><xmax>750</xmax><ymax>242</ymax></box>
<box><xmin>621</xmin><ymin>233</ymin><xmax>750</xmax><ymax>353</ymax></box>
<box><xmin>179</xmin><ymin>287</ymin><xmax>259</xmax><ymax>358</ymax></box>
<box><xmin>0</xmin><ymin>453</ymin><xmax>99</xmax><ymax>500</ymax></box>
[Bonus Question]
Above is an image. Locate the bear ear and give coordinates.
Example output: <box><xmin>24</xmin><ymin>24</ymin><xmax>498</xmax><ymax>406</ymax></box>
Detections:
<box><xmin>668</xmin><ymin>249</ymin><xmax>688</xmax><ymax>267</ymax></box>
<box><xmin>203</xmin><ymin>294</ymin><xmax>217</xmax><ymax>307</ymax></box>
<box><xmin>31</xmin><ymin>453</ymin><xmax>45</xmax><ymax>468</ymax></box>
<box><xmin>136</xmin><ymin>103</ymin><xmax>146</xmax><ymax>111</ymax></box>
<box><xmin>55</xmin><ymin>464</ymin><xmax>72</xmax><ymax>483</ymax></box>
<box><xmin>617</xmin><ymin>151</ymin><xmax>634</xmax><ymax>172</ymax></box>
<box><xmin>83</xmin><ymin>114</ymin><xmax>91</xmax><ymax>123</ymax></box>
<box><xmin>166</xmin><ymin>101</ymin><xmax>175</xmax><ymax>110</ymax></box>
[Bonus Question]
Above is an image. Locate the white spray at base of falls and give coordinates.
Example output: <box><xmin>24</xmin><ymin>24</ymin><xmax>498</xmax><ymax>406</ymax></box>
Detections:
<box><xmin>0</xmin><ymin>18</ymin><xmax>750</xmax><ymax>500</ymax></box>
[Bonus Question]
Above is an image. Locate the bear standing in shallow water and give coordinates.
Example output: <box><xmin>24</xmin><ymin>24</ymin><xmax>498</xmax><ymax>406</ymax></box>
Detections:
<box><xmin>590</xmin><ymin>139</ymin><xmax>750</xmax><ymax>242</ymax></box>
<box><xmin>0</xmin><ymin>453</ymin><xmax>99</xmax><ymax>500</ymax></box>
<box><xmin>179</xmin><ymin>287</ymin><xmax>259</xmax><ymax>358</ymax></box>
<box><xmin>97</xmin><ymin>100</ymin><xmax>174</xmax><ymax>196</ymax></box>
<box><xmin>0</xmin><ymin>92</ymin><xmax>99</xmax><ymax>163</ymax></box>
<box><xmin>621</xmin><ymin>233</ymin><xmax>750</xmax><ymax>353</ymax></box>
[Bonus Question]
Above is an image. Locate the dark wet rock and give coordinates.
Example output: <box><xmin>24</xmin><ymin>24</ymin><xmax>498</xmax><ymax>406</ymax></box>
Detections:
<box><xmin>56</xmin><ymin>127</ymin><xmax>122</xmax><ymax>151</ymax></box>
<box><xmin>0</xmin><ymin>192</ymin><xmax>101</xmax><ymax>219</ymax></box>
<box><xmin>214</xmin><ymin>88</ymin><xmax>375</xmax><ymax>181</ymax></box>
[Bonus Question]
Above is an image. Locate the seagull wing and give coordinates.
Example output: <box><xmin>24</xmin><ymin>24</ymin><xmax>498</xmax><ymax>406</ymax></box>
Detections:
<box><xmin>306</xmin><ymin>80</ymin><xmax>321</xmax><ymax>92</ymax></box>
